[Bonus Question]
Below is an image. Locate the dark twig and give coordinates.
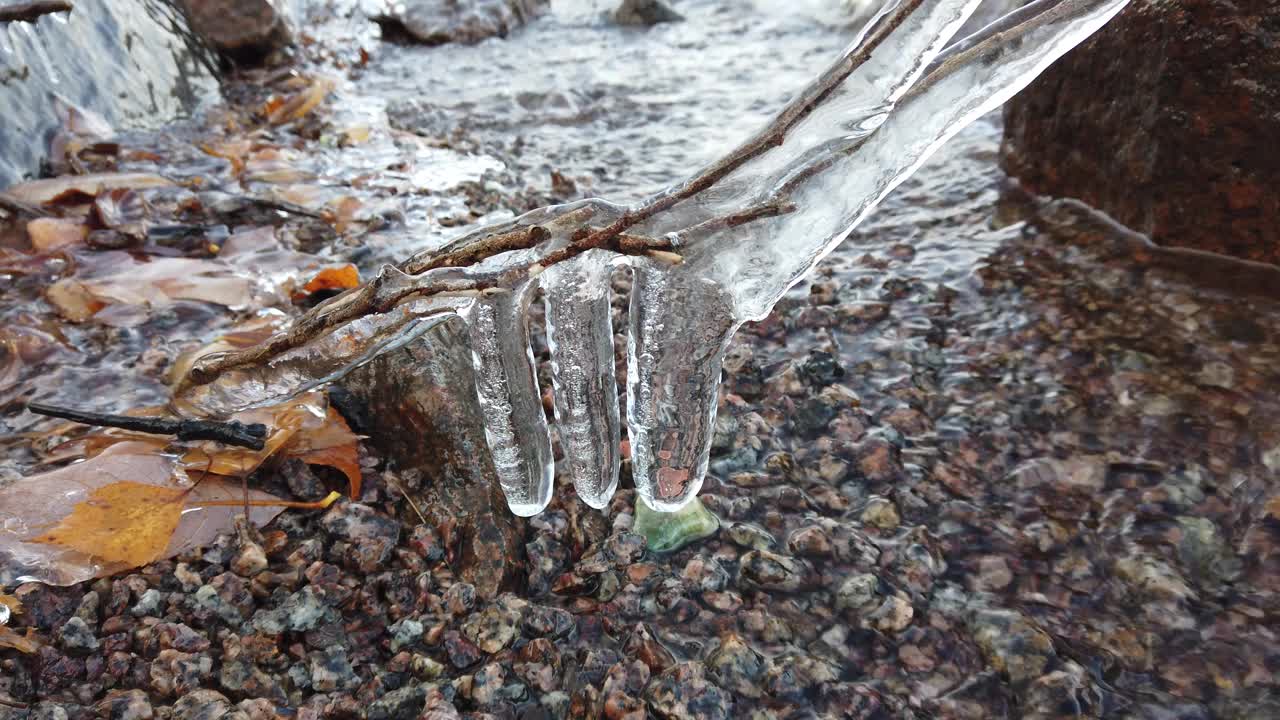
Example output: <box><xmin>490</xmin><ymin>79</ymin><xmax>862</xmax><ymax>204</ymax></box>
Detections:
<box><xmin>26</xmin><ymin>402</ymin><xmax>268</xmax><ymax>450</ymax></box>
<box><xmin>0</xmin><ymin>0</ymin><xmax>71</xmax><ymax>24</ymax></box>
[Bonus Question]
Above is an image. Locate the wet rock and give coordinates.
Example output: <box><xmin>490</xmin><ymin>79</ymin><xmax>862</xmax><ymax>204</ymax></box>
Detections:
<box><xmin>130</xmin><ymin>589</ymin><xmax>162</xmax><ymax>617</ymax></box>
<box><xmin>56</xmin><ymin>616</ymin><xmax>99</xmax><ymax>656</ymax></box>
<box><xmin>444</xmin><ymin>630</ymin><xmax>485</xmax><ymax>669</ymax></box>
<box><xmin>526</xmin><ymin>535</ymin><xmax>570</xmax><ymax>596</ymax></box>
<box><xmin>859</xmin><ymin>496</ymin><xmax>900</xmax><ymax>531</ymax></box>
<box><xmin>970</xmin><ymin>555</ymin><xmax>1013</xmax><ymax>592</ymax></box>
<box><xmin>462</xmin><ymin>594</ymin><xmax>525</xmax><ymax>653</ymax></box>
<box><xmin>367</xmin><ymin>682</ymin><xmax>428</xmax><ymax>720</ymax></box>
<box><xmin>374</xmin><ymin>0</ymin><xmax>548</xmax><ymax>46</ymax></box>
<box><xmin>1021</xmin><ymin>662</ymin><xmax>1098</xmax><ymax>719</ymax></box>
<box><xmin>645</xmin><ymin>662</ymin><xmax>731</xmax><ymax>720</ymax></box>
<box><xmin>390</xmin><ymin>618</ymin><xmax>424</xmax><ymax>652</ymax></box>
<box><xmin>521</xmin><ymin>604</ymin><xmax>574</xmax><ymax>639</ymax></box>
<box><xmin>218</xmin><ymin>661</ymin><xmax>286</xmax><ymax>704</ymax></box>
<box><xmin>737</xmin><ymin>550</ymin><xmax>817</xmax><ymax>593</ymax></box>
<box><xmin>867</xmin><ymin>595</ymin><xmax>914</xmax><ymax>634</ymax></box>
<box><xmin>171</xmin><ymin>689</ymin><xmax>231</xmax><ymax>720</ymax></box>
<box><xmin>93</xmin><ymin>689</ymin><xmax>154</xmax><ymax>720</ymax></box>
<box><xmin>623</xmin><ymin>623</ymin><xmax>676</xmax><ymax>674</ymax></box>
<box><xmin>181</xmin><ymin>0</ymin><xmax>292</xmax><ymax>58</ymax></box>
<box><xmin>1001</xmin><ymin>0</ymin><xmax>1280</xmax><ymax>264</ymax></box>
<box><xmin>308</xmin><ymin>646</ymin><xmax>356</xmax><ymax>692</ymax></box>
<box><xmin>723</xmin><ymin>521</ymin><xmax>775</xmax><ymax>550</ymax></box>
<box><xmin>612</xmin><ymin>0</ymin><xmax>683</xmax><ymax>27</ymax></box>
<box><xmin>231</xmin><ymin>540</ymin><xmax>268</xmax><ymax>578</ymax></box>
<box><xmin>150</xmin><ymin>649</ymin><xmax>213</xmax><ymax>697</ymax></box>
<box><xmin>705</xmin><ymin>633</ymin><xmax>767</xmax><ymax>699</ymax></box>
<box><xmin>834</xmin><ymin>572</ymin><xmax>880</xmax><ymax>613</ymax></box>
<box><xmin>633</xmin><ymin>496</ymin><xmax>719</xmax><ymax>553</ymax></box>
<box><xmin>319</xmin><ymin>502</ymin><xmax>400</xmax><ymax>573</ymax></box>
<box><xmin>971</xmin><ymin>609</ymin><xmax>1057</xmax><ymax>687</ymax></box>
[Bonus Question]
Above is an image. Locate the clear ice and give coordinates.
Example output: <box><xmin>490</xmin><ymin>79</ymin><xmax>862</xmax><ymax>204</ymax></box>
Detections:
<box><xmin>179</xmin><ymin>0</ymin><xmax>1131</xmax><ymax>516</ymax></box>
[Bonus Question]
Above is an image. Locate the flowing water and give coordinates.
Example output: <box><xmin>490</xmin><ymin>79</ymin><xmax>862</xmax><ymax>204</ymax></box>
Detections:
<box><xmin>2</xmin><ymin>1</ymin><xmax>1278</xmax><ymax>715</ymax></box>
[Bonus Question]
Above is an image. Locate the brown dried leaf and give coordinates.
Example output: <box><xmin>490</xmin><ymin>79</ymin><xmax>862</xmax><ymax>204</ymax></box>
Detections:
<box><xmin>287</xmin><ymin>407</ymin><xmax>363</xmax><ymax>497</ymax></box>
<box><xmin>0</xmin><ymin>626</ymin><xmax>42</xmax><ymax>654</ymax></box>
<box><xmin>3</xmin><ymin>172</ymin><xmax>174</xmax><ymax>207</ymax></box>
<box><xmin>267</xmin><ymin>77</ymin><xmax>336</xmax><ymax>125</ymax></box>
<box><xmin>29</xmin><ymin>481</ymin><xmax>189</xmax><ymax>567</ymax></box>
<box><xmin>0</xmin><ymin>442</ymin><xmax>286</xmax><ymax>586</ymax></box>
<box><xmin>26</xmin><ymin>217</ymin><xmax>87</xmax><ymax>252</ymax></box>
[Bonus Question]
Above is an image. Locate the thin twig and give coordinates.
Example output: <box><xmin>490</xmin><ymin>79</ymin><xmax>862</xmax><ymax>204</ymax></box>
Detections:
<box><xmin>0</xmin><ymin>192</ymin><xmax>50</xmax><ymax>218</ymax></box>
<box><xmin>179</xmin><ymin>0</ymin><xmax>927</xmax><ymax>391</ymax></box>
<box><xmin>0</xmin><ymin>0</ymin><xmax>71</xmax><ymax>24</ymax></box>
<box><xmin>26</xmin><ymin>402</ymin><xmax>268</xmax><ymax>449</ymax></box>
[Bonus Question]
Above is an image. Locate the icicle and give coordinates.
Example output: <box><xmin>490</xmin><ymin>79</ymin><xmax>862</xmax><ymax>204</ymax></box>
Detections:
<box><xmin>466</xmin><ymin>284</ymin><xmax>555</xmax><ymax>517</ymax></box>
<box><xmin>625</xmin><ymin>264</ymin><xmax>739</xmax><ymax>512</ymax></box>
<box><xmin>541</xmin><ymin>252</ymin><xmax>621</xmax><ymax>509</ymax></box>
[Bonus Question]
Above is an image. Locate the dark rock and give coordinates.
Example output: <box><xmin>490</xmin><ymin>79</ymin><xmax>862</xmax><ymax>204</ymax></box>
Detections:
<box><xmin>612</xmin><ymin>0</ymin><xmax>683</xmax><ymax>27</ymax></box>
<box><xmin>521</xmin><ymin>604</ymin><xmax>575</xmax><ymax>639</ymax></box>
<box><xmin>373</xmin><ymin>0</ymin><xmax>548</xmax><ymax>46</ymax></box>
<box><xmin>1001</xmin><ymin>0</ymin><xmax>1280</xmax><ymax>264</ymax></box>
<box><xmin>443</xmin><ymin>630</ymin><xmax>484</xmax><ymax>669</ymax></box>
<box><xmin>308</xmin><ymin>646</ymin><xmax>357</xmax><ymax>692</ymax></box>
<box><xmin>971</xmin><ymin>608</ymin><xmax>1057</xmax><ymax>688</ymax></box>
<box><xmin>462</xmin><ymin>594</ymin><xmax>526</xmax><ymax>653</ymax></box>
<box><xmin>181</xmin><ymin>0</ymin><xmax>292</xmax><ymax>58</ymax></box>
<box><xmin>319</xmin><ymin>502</ymin><xmax>401</xmax><ymax>573</ymax></box>
<box><xmin>798</xmin><ymin>350</ymin><xmax>845</xmax><ymax>388</ymax></box>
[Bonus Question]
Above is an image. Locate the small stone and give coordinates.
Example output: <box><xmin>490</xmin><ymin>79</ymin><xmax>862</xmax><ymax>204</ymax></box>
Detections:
<box><xmin>786</xmin><ymin>526</ymin><xmax>833</xmax><ymax>557</ymax></box>
<box><xmin>738</xmin><ymin>550</ymin><xmax>816</xmax><ymax>593</ymax></box>
<box><xmin>471</xmin><ymin>663</ymin><xmax>506</xmax><ymax>706</ymax></box>
<box><xmin>971</xmin><ymin>609</ymin><xmax>1057</xmax><ymax>687</ymax></box>
<box><xmin>308</xmin><ymin>646</ymin><xmax>356</xmax><ymax>692</ymax></box>
<box><xmin>612</xmin><ymin>0</ymin><xmax>683</xmax><ymax>26</ymax></box>
<box><xmin>834</xmin><ymin>573</ymin><xmax>880</xmax><ymax>613</ymax></box>
<box><xmin>94</xmin><ymin>689</ymin><xmax>154</xmax><ymax>720</ymax></box>
<box><xmin>367</xmin><ymin>683</ymin><xmax>429</xmax><ymax>720</ymax></box>
<box><xmin>868</xmin><ymin>595</ymin><xmax>914</xmax><ymax>633</ymax></box>
<box><xmin>130</xmin><ymin>589</ymin><xmax>163</xmax><ymax>617</ymax></box>
<box><xmin>374</xmin><ymin>0</ymin><xmax>549</xmax><ymax>45</ymax></box>
<box><xmin>705</xmin><ymin>633</ymin><xmax>767</xmax><ymax>699</ymax></box>
<box><xmin>444</xmin><ymin>582</ymin><xmax>477</xmax><ymax>616</ymax></box>
<box><xmin>860</xmin><ymin>496</ymin><xmax>900</xmax><ymax>531</ymax></box>
<box><xmin>172</xmin><ymin>689</ymin><xmax>231</xmax><ymax>720</ymax></box>
<box><xmin>390</xmin><ymin>618</ymin><xmax>424</xmax><ymax>653</ymax></box>
<box><xmin>645</xmin><ymin>662</ymin><xmax>731</xmax><ymax>720</ymax></box>
<box><xmin>971</xmin><ymin>556</ymin><xmax>1013</xmax><ymax>592</ymax></box>
<box><xmin>231</xmin><ymin>542</ymin><xmax>268</xmax><ymax>578</ymax></box>
<box><xmin>723</xmin><ymin>522</ymin><xmax>775</xmax><ymax>550</ymax></box>
<box><xmin>181</xmin><ymin>0</ymin><xmax>292</xmax><ymax>57</ymax></box>
<box><xmin>56</xmin><ymin>616</ymin><xmax>99</xmax><ymax>656</ymax></box>
<box><xmin>444</xmin><ymin>630</ymin><xmax>484</xmax><ymax>669</ymax></box>
<box><xmin>633</xmin><ymin>496</ymin><xmax>719</xmax><ymax>554</ymax></box>
<box><xmin>462</xmin><ymin>595</ymin><xmax>524</xmax><ymax>653</ymax></box>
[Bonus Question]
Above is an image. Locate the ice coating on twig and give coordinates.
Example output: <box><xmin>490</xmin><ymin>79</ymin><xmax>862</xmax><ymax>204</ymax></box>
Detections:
<box><xmin>174</xmin><ymin>0</ymin><xmax>1131</xmax><ymax>516</ymax></box>
<box><xmin>467</xmin><ymin>285</ymin><xmax>555</xmax><ymax>517</ymax></box>
<box><xmin>542</xmin><ymin>252</ymin><xmax>622</xmax><ymax>509</ymax></box>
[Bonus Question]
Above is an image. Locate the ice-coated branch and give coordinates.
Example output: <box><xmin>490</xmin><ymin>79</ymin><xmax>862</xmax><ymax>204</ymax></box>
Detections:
<box><xmin>174</xmin><ymin>0</ymin><xmax>1131</xmax><ymax>516</ymax></box>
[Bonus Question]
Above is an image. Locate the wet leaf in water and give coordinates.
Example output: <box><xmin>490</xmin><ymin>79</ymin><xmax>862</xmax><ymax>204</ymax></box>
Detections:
<box><xmin>0</xmin><ymin>442</ymin><xmax>286</xmax><ymax>586</ymax></box>
<box><xmin>26</xmin><ymin>217</ymin><xmax>87</xmax><ymax>252</ymax></box>
<box><xmin>29</xmin><ymin>481</ymin><xmax>189</xmax><ymax>567</ymax></box>
<box><xmin>3</xmin><ymin>172</ymin><xmax>174</xmax><ymax>207</ymax></box>
<box><xmin>267</xmin><ymin>76</ymin><xmax>336</xmax><ymax>126</ymax></box>
<box><xmin>0</xmin><ymin>626</ymin><xmax>42</xmax><ymax>654</ymax></box>
<box><xmin>302</xmin><ymin>264</ymin><xmax>360</xmax><ymax>294</ymax></box>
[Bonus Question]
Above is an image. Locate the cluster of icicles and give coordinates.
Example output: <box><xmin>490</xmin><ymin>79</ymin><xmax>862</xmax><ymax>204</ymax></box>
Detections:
<box><xmin>181</xmin><ymin>0</ymin><xmax>1129</xmax><ymax>516</ymax></box>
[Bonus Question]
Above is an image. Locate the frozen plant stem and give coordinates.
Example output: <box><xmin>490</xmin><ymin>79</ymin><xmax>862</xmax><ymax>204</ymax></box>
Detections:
<box><xmin>177</xmin><ymin>0</ymin><xmax>1132</xmax><ymax>516</ymax></box>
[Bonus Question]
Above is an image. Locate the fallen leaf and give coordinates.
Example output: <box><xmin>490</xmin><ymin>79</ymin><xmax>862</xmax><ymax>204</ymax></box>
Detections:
<box><xmin>0</xmin><ymin>593</ymin><xmax>20</xmax><ymax>626</ymax></box>
<box><xmin>302</xmin><ymin>264</ymin><xmax>360</xmax><ymax>294</ymax></box>
<box><xmin>0</xmin><ymin>442</ymin><xmax>286</xmax><ymax>586</ymax></box>
<box><xmin>287</xmin><ymin>407</ymin><xmax>363</xmax><ymax>497</ymax></box>
<box><xmin>30</xmin><ymin>481</ymin><xmax>189</xmax><ymax>567</ymax></box>
<box><xmin>267</xmin><ymin>76</ymin><xmax>336</xmax><ymax>125</ymax></box>
<box><xmin>3</xmin><ymin>172</ymin><xmax>174</xmax><ymax>207</ymax></box>
<box><xmin>0</xmin><ymin>626</ymin><xmax>41</xmax><ymax>654</ymax></box>
<box><xmin>26</xmin><ymin>217</ymin><xmax>87</xmax><ymax>252</ymax></box>
<box><xmin>45</xmin><ymin>280</ymin><xmax>106</xmax><ymax>322</ymax></box>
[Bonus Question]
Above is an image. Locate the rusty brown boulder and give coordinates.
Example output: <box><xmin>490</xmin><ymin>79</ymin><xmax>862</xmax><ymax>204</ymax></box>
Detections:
<box><xmin>1000</xmin><ymin>0</ymin><xmax>1279</xmax><ymax>265</ymax></box>
<box><xmin>181</xmin><ymin>0</ymin><xmax>293</xmax><ymax>58</ymax></box>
